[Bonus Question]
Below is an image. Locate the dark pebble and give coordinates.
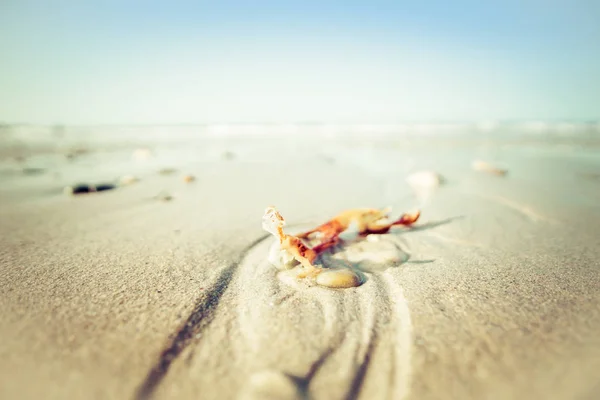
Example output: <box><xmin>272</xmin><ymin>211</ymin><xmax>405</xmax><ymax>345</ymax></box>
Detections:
<box><xmin>65</xmin><ymin>183</ymin><xmax>116</xmax><ymax>195</ymax></box>
<box><xmin>158</xmin><ymin>168</ymin><xmax>178</xmax><ymax>175</ymax></box>
<box><xmin>65</xmin><ymin>184</ymin><xmax>95</xmax><ymax>195</ymax></box>
<box><xmin>95</xmin><ymin>183</ymin><xmax>116</xmax><ymax>192</ymax></box>
<box><xmin>22</xmin><ymin>167</ymin><xmax>46</xmax><ymax>175</ymax></box>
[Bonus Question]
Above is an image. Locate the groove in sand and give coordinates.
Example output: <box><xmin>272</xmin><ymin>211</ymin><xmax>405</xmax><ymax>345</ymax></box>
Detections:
<box><xmin>235</xmin><ymin>235</ymin><xmax>414</xmax><ymax>399</ymax></box>
<box><xmin>136</xmin><ymin>231</ymin><xmax>414</xmax><ymax>400</ymax></box>
<box><xmin>135</xmin><ymin>234</ymin><xmax>270</xmax><ymax>400</ymax></box>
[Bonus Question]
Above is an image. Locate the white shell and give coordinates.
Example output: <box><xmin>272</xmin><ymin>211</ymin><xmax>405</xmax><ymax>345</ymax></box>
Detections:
<box><xmin>406</xmin><ymin>170</ymin><xmax>442</xmax><ymax>189</ymax></box>
<box><xmin>267</xmin><ymin>241</ymin><xmax>299</xmax><ymax>270</ymax></box>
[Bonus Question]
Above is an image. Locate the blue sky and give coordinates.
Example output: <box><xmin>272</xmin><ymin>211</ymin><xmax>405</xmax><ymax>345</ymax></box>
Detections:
<box><xmin>1</xmin><ymin>0</ymin><xmax>599</xmax><ymax>124</ymax></box>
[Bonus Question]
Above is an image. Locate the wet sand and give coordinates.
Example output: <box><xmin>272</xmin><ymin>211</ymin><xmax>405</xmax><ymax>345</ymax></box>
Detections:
<box><xmin>1</xmin><ymin>126</ymin><xmax>600</xmax><ymax>400</ymax></box>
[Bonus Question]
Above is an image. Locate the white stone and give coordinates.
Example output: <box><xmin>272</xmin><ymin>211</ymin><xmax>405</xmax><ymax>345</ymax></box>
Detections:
<box><xmin>267</xmin><ymin>241</ymin><xmax>299</xmax><ymax>270</ymax></box>
<box><xmin>316</xmin><ymin>268</ymin><xmax>363</xmax><ymax>288</ymax></box>
<box><xmin>406</xmin><ymin>170</ymin><xmax>443</xmax><ymax>189</ymax></box>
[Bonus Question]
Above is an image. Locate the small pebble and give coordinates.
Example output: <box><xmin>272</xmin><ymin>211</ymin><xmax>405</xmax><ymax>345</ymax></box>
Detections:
<box><xmin>95</xmin><ymin>183</ymin><xmax>116</xmax><ymax>192</ymax></box>
<box><xmin>64</xmin><ymin>184</ymin><xmax>95</xmax><ymax>195</ymax></box>
<box><xmin>158</xmin><ymin>167</ymin><xmax>177</xmax><ymax>175</ymax></box>
<box><xmin>132</xmin><ymin>148</ymin><xmax>153</xmax><ymax>161</ymax></box>
<box><xmin>222</xmin><ymin>151</ymin><xmax>235</xmax><ymax>160</ymax></box>
<box><xmin>316</xmin><ymin>268</ymin><xmax>364</xmax><ymax>288</ymax></box>
<box><xmin>65</xmin><ymin>147</ymin><xmax>88</xmax><ymax>160</ymax></box>
<box><xmin>472</xmin><ymin>160</ymin><xmax>508</xmax><ymax>176</ymax></box>
<box><xmin>155</xmin><ymin>191</ymin><xmax>173</xmax><ymax>201</ymax></box>
<box><xmin>119</xmin><ymin>175</ymin><xmax>139</xmax><ymax>185</ymax></box>
<box><xmin>64</xmin><ymin>183</ymin><xmax>116</xmax><ymax>195</ymax></box>
<box><xmin>183</xmin><ymin>174</ymin><xmax>196</xmax><ymax>183</ymax></box>
<box><xmin>22</xmin><ymin>167</ymin><xmax>46</xmax><ymax>175</ymax></box>
<box><xmin>406</xmin><ymin>170</ymin><xmax>443</xmax><ymax>189</ymax></box>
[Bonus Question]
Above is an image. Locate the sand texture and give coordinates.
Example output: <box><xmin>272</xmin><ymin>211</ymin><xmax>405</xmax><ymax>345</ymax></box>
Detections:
<box><xmin>1</xmin><ymin>127</ymin><xmax>600</xmax><ymax>400</ymax></box>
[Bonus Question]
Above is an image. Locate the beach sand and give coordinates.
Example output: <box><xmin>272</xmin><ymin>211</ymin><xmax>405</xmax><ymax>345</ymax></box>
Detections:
<box><xmin>1</xmin><ymin>125</ymin><xmax>600</xmax><ymax>399</ymax></box>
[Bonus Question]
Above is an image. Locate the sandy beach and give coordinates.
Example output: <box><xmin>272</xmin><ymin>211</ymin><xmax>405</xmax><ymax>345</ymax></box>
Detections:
<box><xmin>1</xmin><ymin>124</ymin><xmax>600</xmax><ymax>400</ymax></box>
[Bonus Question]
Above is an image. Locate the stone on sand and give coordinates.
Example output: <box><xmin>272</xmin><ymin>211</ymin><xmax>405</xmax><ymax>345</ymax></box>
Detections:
<box><xmin>406</xmin><ymin>170</ymin><xmax>443</xmax><ymax>189</ymax></box>
<box><xmin>316</xmin><ymin>268</ymin><xmax>364</xmax><ymax>288</ymax></box>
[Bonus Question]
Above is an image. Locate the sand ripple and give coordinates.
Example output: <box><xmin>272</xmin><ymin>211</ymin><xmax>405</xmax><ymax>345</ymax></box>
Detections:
<box><xmin>234</xmin><ymin>235</ymin><xmax>413</xmax><ymax>399</ymax></box>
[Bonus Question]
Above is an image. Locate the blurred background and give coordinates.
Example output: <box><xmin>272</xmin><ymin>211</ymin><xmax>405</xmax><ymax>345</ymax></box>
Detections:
<box><xmin>2</xmin><ymin>0</ymin><xmax>599</xmax><ymax>204</ymax></box>
<box><xmin>1</xmin><ymin>0</ymin><xmax>599</xmax><ymax>125</ymax></box>
<box><xmin>1</xmin><ymin>0</ymin><xmax>599</xmax><ymax>201</ymax></box>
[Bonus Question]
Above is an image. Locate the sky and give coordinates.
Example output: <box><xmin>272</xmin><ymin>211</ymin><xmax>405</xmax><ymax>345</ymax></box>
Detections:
<box><xmin>1</xmin><ymin>0</ymin><xmax>599</xmax><ymax>124</ymax></box>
